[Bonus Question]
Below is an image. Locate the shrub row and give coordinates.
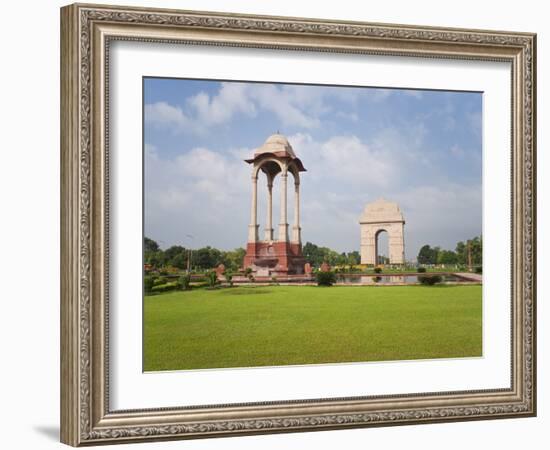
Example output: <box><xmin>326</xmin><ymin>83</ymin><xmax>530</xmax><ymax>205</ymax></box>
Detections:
<box><xmin>151</xmin><ymin>281</ymin><xmax>179</xmax><ymax>293</ymax></box>
<box><xmin>418</xmin><ymin>275</ymin><xmax>442</xmax><ymax>285</ymax></box>
<box><xmin>315</xmin><ymin>271</ymin><xmax>337</xmax><ymax>286</ymax></box>
<box><xmin>178</xmin><ymin>274</ymin><xmax>191</xmax><ymax>290</ymax></box>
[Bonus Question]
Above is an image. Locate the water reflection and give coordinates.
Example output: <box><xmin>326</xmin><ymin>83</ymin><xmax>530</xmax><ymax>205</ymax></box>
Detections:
<box><xmin>336</xmin><ymin>274</ymin><xmax>464</xmax><ymax>285</ymax></box>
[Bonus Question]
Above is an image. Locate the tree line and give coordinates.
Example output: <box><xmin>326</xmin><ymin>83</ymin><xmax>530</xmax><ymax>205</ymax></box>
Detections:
<box><xmin>144</xmin><ymin>237</ymin><xmax>246</xmax><ymax>272</ymax></box>
<box><xmin>144</xmin><ymin>238</ymin><xmax>361</xmax><ymax>272</ymax></box>
<box><xmin>416</xmin><ymin>236</ymin><xmax>482</xmax><ymax>266</ymax></box>
<box><xmin>145</xmin><ymin>235</ymin><xmax>482</xmax><ymax>272</ymax></box>
<box><xmin>302</xmin><ymin>242</ymin><xmax>360</xmax><ymax>267</ymax></box>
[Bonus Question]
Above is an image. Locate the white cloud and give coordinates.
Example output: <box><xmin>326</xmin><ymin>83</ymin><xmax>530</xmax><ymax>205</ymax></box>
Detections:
<box><xmin>246</xmin><ymin>84</ymin><xmax>321</xmax><ymax>129</ymax></box>
<box><xmin>145</xmin><ymin>83</ymin><xmax>258</xmax><ymax>134</ymax></box>
<box><xmin>187</xmin><ymin>82</ymin><xmax>257</xmax><ymax>125</ymax></box>
<box><xmin>144</xmin><ymin>82</ymin><xmax>387</xmax><ymax>135</ymax></box>
<box><xmin>144</xmin><ymin>102</ymin><xmax>191</xmax><ymax>132</ymax></box>
<box><xmin>290</xmin><ymin>134</ymin><xmax>397</xmax><ymax>188</ymax></box>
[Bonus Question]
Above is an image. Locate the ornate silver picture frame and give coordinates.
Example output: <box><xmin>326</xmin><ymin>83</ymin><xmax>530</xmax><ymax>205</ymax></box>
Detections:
<box><xmin>60</xmin><ymin>3</ymin><xmax>536</xmax><ymax>446</ymax></box>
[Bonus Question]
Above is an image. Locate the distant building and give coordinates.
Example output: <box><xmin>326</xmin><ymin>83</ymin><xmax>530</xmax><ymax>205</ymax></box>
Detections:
<box><xmin>359</xmin><ymin>199</ymin><xmax>405</xmax><ymax>265</ymax></box>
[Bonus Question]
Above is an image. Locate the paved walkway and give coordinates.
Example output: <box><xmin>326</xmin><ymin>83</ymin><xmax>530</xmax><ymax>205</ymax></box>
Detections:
<box><xmin>454</xmin><ymin>272</ymin><xmax>482</xmax><ymax>282</ymax></box>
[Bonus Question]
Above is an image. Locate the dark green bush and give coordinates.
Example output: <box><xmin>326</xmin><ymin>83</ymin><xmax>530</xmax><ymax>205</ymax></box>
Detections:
<box><xmin>177</xmin><ymin>274</ymin><xmax>191</xmax><ymax>290</ymax></box>
<box><xmin>373</xmin><ymin>276</ymin><xmax>382</xmax><ymax>283</ymax></box>
<box><xmin>144</xmin><ymin>276</ymin><xmax>155</xmax><ymax>293</ymax></box>
<box><xmin>417</xmin><ymin>267</ymin><xmax>427</xmax><ymax>273</ymax></box>
<box><xmin>225</xmin><ymin>272</ymin><xmax>234</xmax><ymax>287</ymax></box>
<box><xmin>153</xmin><ymin>277</ymin><xmax>166</xmax><ymax>286</ymax></box>
<box><xmin>151</xmin><ymin>282</ymin><xmax>178</xmax><ymax>293</ymax></box>
<box><xmin>206</xmin><ymin>271</ymin><xmax>219</xmax><ymax>288</ymax></box>
<box><xmin>418</xmin><ymin>275</ymin><xmax>442</xmax><ymax>285</ymax></box>
<box><xmin>315</xmin><ymin>271</ymin><xmax>337</xmax><ymax>286</ymax></box>
<box><xmin>373</xmin><ymin>267</ymin><xmax>382</xmax><ymax>274</ymax></box>
<box><xmin>475</xmin><ymin>266</ymin><xmax>483</xmax><ymax>274</ymax></box>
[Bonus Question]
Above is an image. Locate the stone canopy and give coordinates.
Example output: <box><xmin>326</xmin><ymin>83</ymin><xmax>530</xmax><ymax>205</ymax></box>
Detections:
<box><xmin>243</xmin><ymin>133</ymin><xmax>307</xmax><ymax>275</ymax></box>
<box><xmin>255</xmin><ymin>133</ymin><xmax>296</xmax><ymax>157</ymax></box>
<box><xmin>245</xmin><ymin>133</ymin><xmax>306</xmax><ymax>176</ymax></box>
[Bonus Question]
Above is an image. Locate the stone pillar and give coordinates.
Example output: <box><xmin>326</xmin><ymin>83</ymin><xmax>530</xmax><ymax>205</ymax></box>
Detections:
<box><xmin>388</xmin><ymin>225</ymin><xmax>405</xmax><ymax>264</ymax></box>
<box><xmin>278</xmin><ymin>171</ymin><xmax>289</xmax><ymax>242</ymax></box>
<box><xmin>360</xmin><ymin>228</ymin><xmax>377</xmax><ymax>265</ymax></box>
<box><xmin>291</xmin><ymin>182</ymin><xmax>301</xmax><ymax>243</ymax></box>
<box><xmin>264</xmin><ymin>176</ymin><xmax>274</xmax><ymax>241</ymax></box>
<box><xmin>248</xmin><ymin>175</ymin><xmax>259</xmax><ymax>242</ymax></box>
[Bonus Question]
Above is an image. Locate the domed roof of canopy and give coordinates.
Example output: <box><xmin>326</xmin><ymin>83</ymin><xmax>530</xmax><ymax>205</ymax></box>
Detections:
<box><xmin>255</xmin><ymin>133</ymin><xmax>296</xmax><ymax>158</ymax></box>
<box><xmin>359</xmin><ymin>198</ymin><xmax>405</xmax><ymax>224</ymax></box>
<box><xmin>245</xmin><ymin>133</ymin><xmax>306</xmax><ymax>172</ymax></box>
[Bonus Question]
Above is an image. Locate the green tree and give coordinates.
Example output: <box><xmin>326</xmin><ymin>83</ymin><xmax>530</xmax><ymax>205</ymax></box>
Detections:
<box><xmin>171</xmin><ymin>253</ymin><xmax>188</xmax><ymax>270</ymax></box>
<box><xmin>145</xmin><ymin>250</ymin><xmax>165</xmax><ymax>267</ymax></box>
<box><xmin>417</xmin><ymin>245</ymin><xmax>437</xmax><ymax>265</ymax></box>
<box><xmin>194</xmin><ymin>246</ymin><xmax>223</xmax><ymax>270</ymax></box>
<box><xmin>144</xmin><ymin>237</ymin><xmax>160</xmax><ymax>253</ymax></box>
<box><xmin>470</xmin><ymin>236</ymin><xmax>482</xmax><ymax>265</ymax></box>
<box><xmin>164</xmin><ymin>245</ymin><xmax>187</xmax><ymax>266</ymax></box>
<box><xmin>455</xmin><ymin>236</ymin><xmax>482</xmax><ymax>266</ymax></box>
<box><xmin>221</xmin><ymin>248</ymin><xmax>246</xmax><ymax>272</ymax></box>
<box><xmin>437</xmin><ymin>249</ymin><xmax>458</xmax><ymax>265</ymax></box>
<box><xmin>455</xmin><ymin>241</ymin><xmax>467</xmax><ymax>264</ymax></box>
<box><xmin>347</xmin><ymin>251</ymin><xmax>360</xmax><ymax>265</ymax></box>
<box><xmin>303</xmin><ymin>242</ymin><xmax>324</xmax><ymax>267</ymax></box>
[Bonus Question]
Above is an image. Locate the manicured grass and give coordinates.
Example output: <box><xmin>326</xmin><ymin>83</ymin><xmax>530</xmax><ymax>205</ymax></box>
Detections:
<box><xmin>143</xmin><ymin>285</ymin><xmax>482</xmax><ymax>371</ymax></box>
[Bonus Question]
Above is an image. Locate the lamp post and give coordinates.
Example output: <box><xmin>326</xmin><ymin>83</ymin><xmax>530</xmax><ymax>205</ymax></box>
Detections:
<box><xmin>184</xmin><ymin>234</ymin><xmax>194</xmax><ymax>273</ymax></box>
<box><xmin>467</xmin><ymin>240</ymin><xmax>472</xmax><ymax>272</ymax></box>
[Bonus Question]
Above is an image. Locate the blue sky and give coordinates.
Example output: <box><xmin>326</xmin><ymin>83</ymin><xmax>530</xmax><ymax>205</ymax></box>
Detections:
<box><xmin>144</xmin><ymin>78</ymin><xmax>482</xmax><ymax>261</ymax></box>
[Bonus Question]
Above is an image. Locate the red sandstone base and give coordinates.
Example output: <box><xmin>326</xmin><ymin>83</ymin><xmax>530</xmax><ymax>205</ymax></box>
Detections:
<box><xmin>243</xmin><ymin>241</ymin><xmax>306</xmax><ymax>275</ymax></box>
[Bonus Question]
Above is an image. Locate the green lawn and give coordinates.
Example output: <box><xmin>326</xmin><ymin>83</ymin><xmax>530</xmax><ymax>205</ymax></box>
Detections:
<box><xmin>144</xmin><ymin>285</ymin><xmax>482</xmax><ymax>371</ymax></box>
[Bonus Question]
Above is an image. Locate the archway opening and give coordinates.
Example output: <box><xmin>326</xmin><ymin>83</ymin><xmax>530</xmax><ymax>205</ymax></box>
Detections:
<box><xmin>375</xmin><ymin>230</ymin><xmax>389</xmax><ymax>265</ymax></box>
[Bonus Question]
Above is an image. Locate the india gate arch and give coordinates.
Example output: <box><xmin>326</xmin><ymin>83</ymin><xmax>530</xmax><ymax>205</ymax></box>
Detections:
<box><xmin>243</xmin><ymin>134</ymin><xmax>306</xmax><ymax>275</ymax></box>
<box><xmin>359</xmin><ymin>199</ymin><xmax>405</xmax><ymax>265</ymax></box>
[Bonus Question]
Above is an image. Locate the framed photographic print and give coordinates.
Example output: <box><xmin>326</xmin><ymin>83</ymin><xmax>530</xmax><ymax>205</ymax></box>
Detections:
<box><xmin>60</xmin><ymin>3</ymin><xmax>536</xmax><ymax>446</ymax></box>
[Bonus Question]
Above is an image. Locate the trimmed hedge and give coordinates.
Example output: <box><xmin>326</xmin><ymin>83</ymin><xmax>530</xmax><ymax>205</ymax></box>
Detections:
<box><xmin>178</xmin><ymin>274</ymin><xmax>191</xmax><ymax>290</ymax></box>
<box><xmin>144</xmin><ymin>276</ymin><xmax>155</xmax><ymax>293</ymax></box>
<box><xmin>151</xmin><ymin>282</ymin><xmax>178</xmax><ymax>293</ymax></box>
<box><xmin>225</xmin><ymin>272</ymin><xmax>234</xmax><ymax>287</ymax></box>
<box><xmin>315</xmin><ymin>271</ymin><xmax>337</xmax><ymax>286</ymax></box>
<box><xmin>206</xmin><ymin>271</ymin><xmax>219</xmax><ymax>288</ymax></box>
<box><xmin>153</xmin><ymin>277</ymin><xmax>167</xmax><ymax>286</ymax></box>
<box><xmin>418</xmin><ymin>275</ymin><xmax>442</xmax><ymax>285</ymax></box>
<box><xmin>417</xmin><ymin>267</ymin><xmax>427</xmax><ymax>273</ymax></box>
